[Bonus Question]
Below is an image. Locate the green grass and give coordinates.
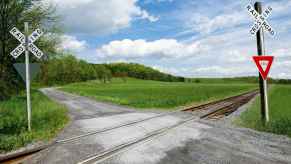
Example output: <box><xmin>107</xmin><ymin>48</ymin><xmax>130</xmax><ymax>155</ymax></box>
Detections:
<box><xmin>236</xmin><ymin>85</ymin><xmax>291</xmax><ymax>137</ymax></box>
<box><xmin>61</xmin><ymin>78</ymin><xmax>257</xmax><ymax>109</ymax></box>
<box><xmin>0</xmin><ymin>90</ymin><xmax>69</xmax><ymax>153</ymax></box>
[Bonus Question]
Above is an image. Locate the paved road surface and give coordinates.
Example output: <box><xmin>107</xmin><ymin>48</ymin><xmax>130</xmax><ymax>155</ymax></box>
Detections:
<box><xmin>25</xmin><ymin>88</ymin><xmax>291</xmax><ymax>164</ymax></box>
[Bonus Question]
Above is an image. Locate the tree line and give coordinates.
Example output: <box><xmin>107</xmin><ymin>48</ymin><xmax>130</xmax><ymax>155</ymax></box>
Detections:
<box><xmin>37</xmin><ymin>55</ymin><xmax>185</xmax><ymax>86</ymax></box>
<box><xmin>106</xmin><ymin>63</ymin><xmax>185</xmax><ymax>82</ymax></box>
<box><xmin>38</xmin><ymin>55</ymin><xmax>112</xmax><ymax>85</ymax></box>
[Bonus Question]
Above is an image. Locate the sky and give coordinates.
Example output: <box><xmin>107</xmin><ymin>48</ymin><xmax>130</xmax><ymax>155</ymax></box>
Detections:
<box><xmin>43</xmin><ymin>0</ymin><xmax>291</xmax><ymax>79</ymax></box>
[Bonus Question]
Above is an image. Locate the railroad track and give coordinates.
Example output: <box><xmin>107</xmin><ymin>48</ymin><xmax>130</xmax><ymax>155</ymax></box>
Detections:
<box><xmin>77</xmin><ymin>90</ymin><xmax>259</xmax><ymax>163</ymax></box>
<box><xmin>58</xmin><ymin>90</ymin><xmax>258</xmax><ymax>144</ymax></box>
<box><xmin>1</xmin><ymin>89</ymin><xmax>258</xmax><ymax>163</ymax></box>
<box><xmin>78</xmin><ymin>115</ymin><xmax>199</xmax><ymax>164</ymax></box>
<box><xmin>183</xmin><ymin>90</ymin><xmax>259</xmax><ymax>120</ymax></box>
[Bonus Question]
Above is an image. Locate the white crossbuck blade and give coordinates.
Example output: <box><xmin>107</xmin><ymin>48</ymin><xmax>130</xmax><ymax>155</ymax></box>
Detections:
<box><xmin>246</xmin><ymin>4</ymin><xmax>276</xmax><ymax>37</ymax></box>
<box><xmin>28</xmin><ymin>43</ymin><xmax>44</xmax><ymax>58</ymax></box>
<box><xmin>10</xmin><ymin>27</ymin><xmax>25</xmax><ymax>43</ymax></box>
<box><xmin>10</xmin><ymin>44</ymin><xmax>25</xmax><ymax>59</ymax></box>
<box><xmin>29</xmin><ymin>28</ymin><xmax>44</xmax><ymax>43</ymax></box>
<box><xmin>9</xmin><ymin>27</ymin><xmax>44</xmax><ymax>59</ymax></box>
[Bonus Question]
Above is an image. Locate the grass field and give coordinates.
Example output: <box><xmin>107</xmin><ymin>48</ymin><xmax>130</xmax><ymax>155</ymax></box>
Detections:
<box><xmin>0</xmin><ymin>90</ymin><xmax>69</xmax><ymax>153</ymax></box>
<box><xmin>237</xmin><ymin>85</ymin><xmax>291</xmax><ymax>137</ymax></box>
<box><xmin>61</xmin><ymin>78</ymin><xmax>257</xmax><ymax>109</ymax></box>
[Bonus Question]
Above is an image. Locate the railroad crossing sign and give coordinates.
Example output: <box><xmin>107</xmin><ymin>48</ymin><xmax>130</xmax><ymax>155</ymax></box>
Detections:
<box><xmin>246</xmin><ymin>2</ymin><xmax>276</xmax><ymax>124</ymax></box>
<box><xmin>10</xmin><ymin>27</ymin><xmax>44</xmax><ymax>59</ymax></box>
<box><xmin>246</xmin><ymin>3</ymin><xmax>276</xmax><ymax>37</ymax></box>
<box><xmin>9</xmin><ymin>22</ymin><xmax>44</xmax><ymax>131</ymax></box>
<box><xmin>253</xmin><ymin>56</ymin><xmax>274</xmax><ymax>80</ymax></box>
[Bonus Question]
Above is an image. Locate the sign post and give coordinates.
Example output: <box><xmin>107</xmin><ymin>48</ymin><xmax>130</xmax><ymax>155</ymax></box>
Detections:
<box><xmin>246</xmin><ymin>2</ymin><xmax>276</xmax><ymax>124</ymax></box>
<box><xmin>10</xmin><ymin>22</ymin><xmax>44</xmax><ymax>131</ymax></box>
<box><xmin>25</xmin><ymin>22</ymin><xmax>32</xmax><ymax>131</ymax></box>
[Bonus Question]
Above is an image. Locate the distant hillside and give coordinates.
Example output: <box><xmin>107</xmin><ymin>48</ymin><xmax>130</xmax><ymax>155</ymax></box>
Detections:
<box><xmin>103</xmin><ymin>63</ymin><xmax>185</xmax><ymax>82</ymax></box>
<box><xmin>38</xmin><ymin>55</ymin><xmax>185</xmax><ymax>86</ymax></box>
<box><xmin>188</xmin><ymin>77</ymin><xmax>259</xmax><ymax>84</ymax></box>
<box><xmin>37</xmin><ymin>55</ymin><xmax>290</xmax><ymax>86</ymax></box>
<box><xmin>189</xmin><ymin>77</ymin><xmax>291</xmax><ymax>84</ymax></box>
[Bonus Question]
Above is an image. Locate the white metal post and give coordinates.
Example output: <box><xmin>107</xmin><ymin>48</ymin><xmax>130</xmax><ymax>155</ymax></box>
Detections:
<box><xmin>25</xmin><ymin>22</ymin><xmax>32</xmax><ymax>131</ymax></box>
<box><xmin>264</xmin><ymin>80</ymin><xmax>269</xmax><ymax>122</ymax></box>
<box><xmin>261</xmin><ymin>15</ymin><xmax>270</xmax><ymax>123</ymax></box>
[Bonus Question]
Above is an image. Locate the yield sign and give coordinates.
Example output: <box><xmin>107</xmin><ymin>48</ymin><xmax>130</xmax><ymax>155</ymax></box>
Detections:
<box><xmin>13</xmin><ymin>63</ymin><xmax>41</xmax><ymax>82</ymax></box>
<box><xmin>253</xmin><ymin>56</ymin><xmax>274</xmax><ymax>80</ymax></box>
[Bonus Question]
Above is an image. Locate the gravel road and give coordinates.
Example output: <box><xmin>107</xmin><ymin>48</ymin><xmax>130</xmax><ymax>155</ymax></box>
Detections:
<box><xmin>24</xmin><ymin>88</ymin><xmax>291</xmax><ymax>164</ymax></box>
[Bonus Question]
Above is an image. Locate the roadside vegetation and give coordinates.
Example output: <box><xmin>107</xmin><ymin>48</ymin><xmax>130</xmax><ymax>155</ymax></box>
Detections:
<box><xmin>236</xmin><ymin>85</ymin><xmax>291</xmax><ymax>137</ymax></box>
<box><xmin>0</xmin><ymin>90</ymin><xmax>68</xmax><ymax>152</ymax></box>
<box><xmin>61</xmin><ymin>78</ymin><xmax>257</xmax><ymax>109</ymax></box>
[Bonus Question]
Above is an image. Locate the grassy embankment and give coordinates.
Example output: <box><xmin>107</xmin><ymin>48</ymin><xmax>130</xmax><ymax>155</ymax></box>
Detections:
<box><xmin>0</xmin><ymin>90</ymin><xmax>69</xmax><ymax>153</ymax></box>
<box><xmin>61</xmin><ymin>78</ymin><xmax>257</xmax><ymax>109</ymax></box>
<box><xmin>237</xmin><ymin>85</ymin><xmax>291</xmax><ymax>137</ymax></box>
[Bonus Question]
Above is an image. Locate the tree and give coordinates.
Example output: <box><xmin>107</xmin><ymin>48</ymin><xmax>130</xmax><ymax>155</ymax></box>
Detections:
<box><xmin>95</xmin><ymin>65</ymin><xmax>112</xmax><ymax>83</ymax></box>
<box><xmin>0</xmin><ymin>0</ymin><xmax>60</xmax><ymax>100</ymax></box>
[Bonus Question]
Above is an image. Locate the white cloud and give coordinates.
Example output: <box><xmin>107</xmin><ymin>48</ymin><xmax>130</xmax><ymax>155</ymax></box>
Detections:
<box><xmin>43</xmin><ymin>0</ymin><xmax>158</xmax><ymax>35</ymax></box>
<box><xmin>47</xmin><ymin>0</ymin><xmax>291</xmax><ymax>79</ymax></box>
<box><xmin>271</xmin><ymin>60</ymin><xmax>291</xmax><ymax>79</ymax></box>
<box><xmin>191</xmin><ymin>65</ymin><xmax>256</xmax><ymax>77</ymax></box>
<box><xmin>268</xmin><ymin>0</ymin><xmax>291</xmax><ymax>16</ymax></box>
<box><xmin>58</xmin><ymin>35</ymin><xmax>88</xmax><ymax>52</ymax></box>
<box><xmin>96</xmin><ymin>39</ymin><xmax>207</xmax><ymax>59</ymax></box>
<box><xmin>139</xmin><ymin>10</ymin><xmax>159</xmax><ymax>22</ymax></box>
<box><xmin>272</xmin><ymin>48</ymin><xmax>291</xmax><ymax>58</ymax></box>
<box><xmin>93</xmin><ymin>22</ymin><xmax>291</xmax><ymax>79</ymax></box>
<box><xmin>187</xmin><ymin>11</ymin><xmax>248</xmax><ymax>35</ymax></box>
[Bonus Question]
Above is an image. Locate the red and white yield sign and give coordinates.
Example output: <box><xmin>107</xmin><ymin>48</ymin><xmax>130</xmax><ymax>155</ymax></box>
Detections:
<box><xmin>253</xmin><ymin>56</ymin><xmax>274</xmax><ymax>80</ymax></box>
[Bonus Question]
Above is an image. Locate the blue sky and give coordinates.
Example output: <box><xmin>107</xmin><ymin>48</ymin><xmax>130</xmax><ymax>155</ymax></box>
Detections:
<box><xmin>44</xmin><ymin>0</ymin><xmax>291</xmax><ymax>79</ymax></box>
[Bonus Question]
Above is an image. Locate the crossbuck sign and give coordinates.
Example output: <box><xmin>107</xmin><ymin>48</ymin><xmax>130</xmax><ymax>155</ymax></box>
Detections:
<box><xmin>10</xmin><ymin>27</ymin><xmax>44</xmax><ymax>59</ymax></box>
<box><xmin>246</xmin><ymin>4</ymin><xmax>276</xmax><ymax>37</ymax></box>
<box><xmin>9</xmin><ymin>23</ymin><xmax>44</xmax><ymax>131</ymax></box>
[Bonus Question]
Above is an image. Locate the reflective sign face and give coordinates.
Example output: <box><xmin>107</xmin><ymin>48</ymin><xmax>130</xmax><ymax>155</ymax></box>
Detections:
<box><xmin>10</xmin><ymin>27</ymin><xmax>25</xmax><ymax>43</ymax></box>
<box><xmin>246</xmin><ymin>4</ymin><xmax>276</xmax><ymax>37</ymax></box>
<box><xmin>29</xmin><ymin>28</ymin><xmax>44</xmax><ymax>43</ymax></box>
<box><xmin>253</xmin><ymin>56</ymin><xmax>274</xmax><ymax>80</ymax></box>
<box><xmin>10</xmin><ymin>27</ymin><xmax>44</xmax><ymax>59</ymax></box>
<box><xmin>10</xmin><ymin>44</ymin><xmax>25</xmax><ymax>58</ymax></box>
<box><xmin>28</xmin><ymin>43</ymin><xmax>44</xmax><ymax>59</ymax></box>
